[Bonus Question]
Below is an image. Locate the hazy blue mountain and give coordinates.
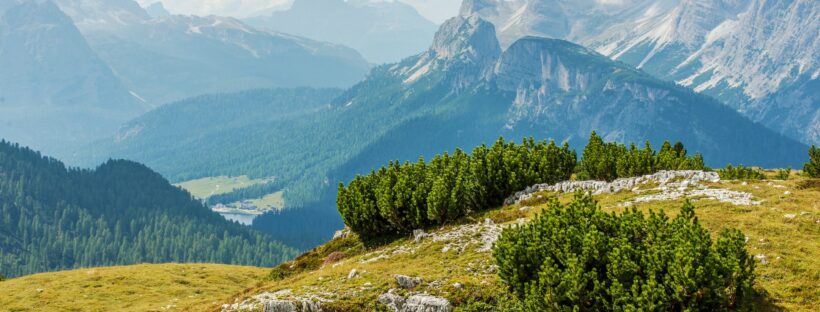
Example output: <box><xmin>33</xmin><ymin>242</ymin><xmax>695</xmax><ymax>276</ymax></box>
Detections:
<box><xmin>76</xmin><ymin>88</ymin><xmax>342</xmax><ymax>182</ymax></box>
<box><xmin>246</xmin><ymin>0</ymin><xmax>438</xmax><ymax>64</ymax></box>
<box><xmin>144</xmin><ymin>1</ymin><xmax>169</xmax><ymax>18</ymax></box>
<box><xmin>0</xmin><ymin>0</ymin><xmax>146</xmax><ymax>156</ymax></box>
<box><xmin>79</xmin><ymin>15</ymin><xmax>808</xmax><ymax>249</ymax></box>
<box><xmin>461</xmin><ymin>0</ymin><xmax>819</xmax><ymax>144</ymax></box>
<box><xmin>54</xmin><ymin>0</ymin><xmax>371</xmax><ymax>106</ymax></box>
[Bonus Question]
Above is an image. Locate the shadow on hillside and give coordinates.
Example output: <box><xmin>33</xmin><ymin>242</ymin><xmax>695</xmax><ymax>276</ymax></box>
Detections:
<box><xmin>748</xmin><ymin>289</ymin><xmax>787</xmax><ymax>312</ymax></box>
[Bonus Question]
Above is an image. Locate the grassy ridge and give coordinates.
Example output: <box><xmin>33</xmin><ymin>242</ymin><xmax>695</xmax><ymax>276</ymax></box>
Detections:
<box><xmin>228</xmin><ymin>175</ymin><xmax>819</xmax><ymax>311</ymax></box>
<box><xmin>0</xmin><ymin>264</ymin><xmax>268</xmax><ymax>312</ymax></box>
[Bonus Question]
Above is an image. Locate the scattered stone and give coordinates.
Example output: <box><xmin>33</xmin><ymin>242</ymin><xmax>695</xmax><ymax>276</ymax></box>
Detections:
<box><xmin>378</xmin><ymin>289</ymin><xmax>406</xmax><ymax>311</ymax></box>
<box><xmin>755</xmin><ymin>254</ymin><xmax>768</xmax><ymax>264</ymax></box>
<box><xmin>784</xmin><ymin>214</ymin><xmax>797</xmax><ymax>220</ymax></box>
<box><xmin>505</xmin><ymin>171</ymin><xmax>727</xmax><ymax>205</ymax></box>
<box><xmin>364</xmin><ymin>282</ymin><xmax>373</xmax><ymax>287</ymax></box>
<box><xmin>395</xmin><ymin>275</ymin><xmax>423</xmax><ymax>289</ymax></box>
<box><xmin>333</xmin><ymin>227</ymin><xmax>350</xmax><ymax>240</ymax></box>
<box><xmin>519</xmin><ymin>206</ymin><xmax>531</xmax><ymax>212</ymax></box>
<box><xmin>453</xmin><ymin>283</ymin><xmax>463</xmax><ymax>289</ymax></box>
<box><xmin>220</xmin><ymin>289</ymin><xmax>327</xmax><ymax>312</ymax></box>
<box><xmin>428</xmin><ymin>280</ymin><xmax>444</xmax><ymax>288</ymax></box>
<box><xmin>413</xmin><ymin>229</ymin><xmax>429</xmax><ymax>242</ymax></box>
<box><xmin>742</xmin><ymin>182</ymin><xmax>748</xmax><ymax>186</ymax></box>
<box><xmin>36</xmin><ymin>288</ymin><xmax>44</xmax><ymax>293</ymax></box>
<box><xmin>784</xmin><ymin>191</ymin><xmax>792</xmax><ymax>195</ymax></box>
<box><xmin>347</xmin><ymin>268</ymin><xmax>358</xmax><ymax>280</ymax></box>
<box><xmin>404</xmin><ymin>294</ymin><xmax>453</xmax><ymax>312</ymax></box>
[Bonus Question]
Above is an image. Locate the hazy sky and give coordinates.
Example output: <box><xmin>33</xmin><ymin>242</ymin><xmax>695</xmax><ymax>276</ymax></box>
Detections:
<box><xmin>140</xmin><ymin>0</ymin><xmax>463</xmax><ymax>23</ymax></box>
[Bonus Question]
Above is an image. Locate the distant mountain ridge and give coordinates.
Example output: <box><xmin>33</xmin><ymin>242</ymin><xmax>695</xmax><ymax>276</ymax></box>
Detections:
<box><xmin>78</xmin><ymin>15</ymin><xmax>809</xmax><ymax>250</ymax></box>
<box><xmin>0</xmin><ymin>0</ymin><xmax>146</xmax><ymax>156</ymax></box>
<box><xmin>54</xmin><ymin>0</ymin><xmax>371</xmax><ymax>106</ymax></box>
<box><xmin>0</xmin><ymin>0</ymin><xmax>371</xmax><ymax>156</ymax></box>
<box><xmin>461</xmin><ymin>0</ymin><xmax>819</xmax><ymax>144</ymax></box>
<box><xmin>246</xmin><ymin>0</ymin><xmax>438</xmax><ymax>64</ymax></box>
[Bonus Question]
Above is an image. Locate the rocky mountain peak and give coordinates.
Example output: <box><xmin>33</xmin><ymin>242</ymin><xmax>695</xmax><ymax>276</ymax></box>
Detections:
<box><xmin>431</xmin><ymin>14</ymin><xmax>501</xmax><ymax>66</ymax></box>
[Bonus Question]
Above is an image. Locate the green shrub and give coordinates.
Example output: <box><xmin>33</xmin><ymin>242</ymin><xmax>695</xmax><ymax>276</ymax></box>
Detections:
<box><xmin>719</xmin><ymin>165</ymin><xmax>765</xmax><ymax>180</ymax></box>
<box><xmin>805</xmin><ymin>145</ymin><xmax>820</xmax><ymax>178</ymax></box>
<box><xmin>775</xmin><ymin>168</ymin><xmax>791</xmax><ymax>180</ymax></box>
<box><xmin>494</xmin><ymin>194</ymin><xmax>755</xmax><ymax>311</ymax></box>
<box><xmin>577</xmin><ymin>132</ymin><xmax>705</xmax><ymax>181</ymax></box>
<box><xmin>338</xmin><ymin>137</ymin><xmax>576</xmax><ymax>237</ymax></box>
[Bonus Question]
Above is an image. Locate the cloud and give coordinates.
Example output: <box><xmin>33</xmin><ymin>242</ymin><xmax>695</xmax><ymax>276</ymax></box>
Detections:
<box><xmin>137</xmin><ymin>0</ymin><xmax>462</xmax><ymax>22</ymax></box>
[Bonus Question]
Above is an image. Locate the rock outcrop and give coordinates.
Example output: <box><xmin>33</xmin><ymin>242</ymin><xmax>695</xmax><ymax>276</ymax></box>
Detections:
<box><xmin>506</xmin><ymin>170</ymin><xmax>761</xmax><ymax>207</ymax></box>
<box><xmin>378</xmin><ymin>289</ymin><xmax>453</xmax><ymax>312</ymax></box>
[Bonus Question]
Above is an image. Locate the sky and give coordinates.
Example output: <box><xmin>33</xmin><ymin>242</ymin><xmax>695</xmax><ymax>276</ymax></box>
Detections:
<box><xmin>138</xmin><ymin>0</ymin><xmax>464</xmax><ymax>24</ymax></box>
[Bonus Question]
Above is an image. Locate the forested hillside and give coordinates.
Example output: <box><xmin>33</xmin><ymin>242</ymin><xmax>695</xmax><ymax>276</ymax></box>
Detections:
<box><xmin>0</xmin><ymin>141</ymin><xmax>297</xmax><ymax>278</ymax></box>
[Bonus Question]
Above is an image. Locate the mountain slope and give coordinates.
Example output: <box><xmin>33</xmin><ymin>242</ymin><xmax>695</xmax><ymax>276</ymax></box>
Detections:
<box><xmin>461</xmin><ymin>0</ymin><xmax>820</xmax><ymax>144</ymax></box>
<box><xmin>0</xmin><ymin>0</ymin><xmax>145</xmax><ymax>156</ymax></box>
<box><xmin>53</xmin><ymin>0</ymin><xmax>371</xmax><ymax>107</ymax></box>
<box><xmin>0</xmin><ymin>141</ymin><xmax>297</xmax><ymax>278</ymax></box>
<box><xmin>77</xmin><ymin>16</ymin><xmax>809</xmax><ymax>251</ymax></box>
<box><xmin>222</xmin><ymin>171</ymin><xmax>819</xmax><ymax>311</ymax></box>
<box><xmin>246</xmin><ymin>0</ymin><xmax>438</xmax><ymax>64</ymax></box>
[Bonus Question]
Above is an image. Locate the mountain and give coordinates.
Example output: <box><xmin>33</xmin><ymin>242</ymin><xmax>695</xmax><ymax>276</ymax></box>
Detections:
<box><xmin>245</xmin><ymin>0</ymin><xmax>438</xmax><ymax>64</ymax></box>
<box><xmin>53</xmin><ymin>0</ymin><xmax>371</xmax><ymax>106</ymax></box>
<box><xmin>0</xmin><ymin>140</ymin><xmax>297</xmax><ymax>278</ymax></box>
<box><xmin>144</xmin><ymin>1</ymin><xmax>169</xmax><ymax>18</ymax></box>
<box><xmin>461</xmin><ymin>0</ymin><xmax>820</xmax><ymax>144</ymax></box>
<box><xmin>77</xmin><ymin>88</ymin><xmax>342</xmax><ymax>182</ymax></box>
<box><xmin>78</xmin><ymin>16</ymin><xmax>808</xmax><ymax>250</ymax></box>
<box><xmin>0</xmin><ymin>0</ymin><xmax>145</xmax><ymax>156</ymax></box>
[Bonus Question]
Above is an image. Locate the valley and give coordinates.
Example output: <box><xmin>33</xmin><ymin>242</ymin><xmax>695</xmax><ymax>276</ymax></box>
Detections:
<box><xmin>0</xmin><ymin>0</ymin><xmax>817</xmax><ymax>311</ymax></box>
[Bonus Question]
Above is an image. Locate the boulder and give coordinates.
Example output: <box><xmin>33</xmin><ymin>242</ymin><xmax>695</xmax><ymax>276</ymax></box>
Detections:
<box><xmin>378</xmin><ymin>289</ymin><xmax>406</xmax><ymax>311</ymax></box>
<box><xmin>403</xmin><ymin>294</ymin><xmax>453</xmax><ymax>312</ymax></box>
<box><xmin>395</xmin><ymin>275</ymin><xmax>423</xmax><ymax>289</ymax></box>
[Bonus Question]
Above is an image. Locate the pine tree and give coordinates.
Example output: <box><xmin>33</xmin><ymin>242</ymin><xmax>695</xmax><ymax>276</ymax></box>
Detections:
<box><xmin>804</xmin><ymin>145</ymin><xmax>820</xmax><ymax>178</ymax></box>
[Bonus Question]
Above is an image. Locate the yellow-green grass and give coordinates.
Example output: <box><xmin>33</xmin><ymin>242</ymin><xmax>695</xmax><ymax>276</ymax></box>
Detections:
<box><xmin>227</xmin><ymin>177</ymin><xmax>819</xmax><ymax>311</ymax></box>
<box><xmin>245</xmin><ymin>191</ymin><xmax>285</xmax><ymax>210</ymax></box>
<box><xmin>175</xmin><ymin>176</ymin><xmax>269</xmax><ymax>199</ymax></box>
<box><xmin>0</xmin><ymin>264</ymin><xmax>269</xmax><ymax>312</ymax></box>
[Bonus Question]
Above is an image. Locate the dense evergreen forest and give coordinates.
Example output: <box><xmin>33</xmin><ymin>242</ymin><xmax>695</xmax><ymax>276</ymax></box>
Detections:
<box><xmin>338</xmin><ymin>133</ymin><xmax>704</xmax><ymax>237</ymax></box>
<box><xmin>0</xmin><ymin>141</ymin><xmax>297</xmax><ymax>278</ymax></box>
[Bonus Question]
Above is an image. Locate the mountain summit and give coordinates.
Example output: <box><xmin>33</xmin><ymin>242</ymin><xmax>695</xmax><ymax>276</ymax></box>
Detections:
<box><xmin>461</xmin><ymin>0</ymin><xmax>819</xmax><ymax>144</ymax></box>
<box><xmin>246</xmin><ymin>0</ymin><xmax>438</xmax><ymax>64</ymax></box>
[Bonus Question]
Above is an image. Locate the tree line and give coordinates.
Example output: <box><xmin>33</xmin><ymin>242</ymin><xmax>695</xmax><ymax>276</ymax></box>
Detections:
<box><xmin>337</xmin><ymin>132</ymin><xmax>707</xmax><ymax>237</ymax></box>
<box><xmin>0</xmin><ymin>141</ymin><xmax>297</xmax><ymax>278</ymax></box>
<box><xmin>337</xmin><ymin>138</ymin><xmax>576</xmax><ymax>237</ymax></box>
<box><xmin>577</xmin><ymin>132</ymin><xmax>705</xmax><ymax>181</ymax></box>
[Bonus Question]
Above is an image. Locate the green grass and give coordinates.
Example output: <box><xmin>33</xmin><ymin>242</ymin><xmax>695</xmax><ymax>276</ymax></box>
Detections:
<box><xmin>246</xmin><ymin>191</ymin><xmax>285</xmax><ymax>210</ymax></box>
<box><xmin>175</xmin><ymin>176</ymin><xmax>270</xmax><ymax>199</ymax></box>
<box><xmin>0</xmin><ymin>264</ymin><xmax>269</xmax><ymax>312</ymax></box>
